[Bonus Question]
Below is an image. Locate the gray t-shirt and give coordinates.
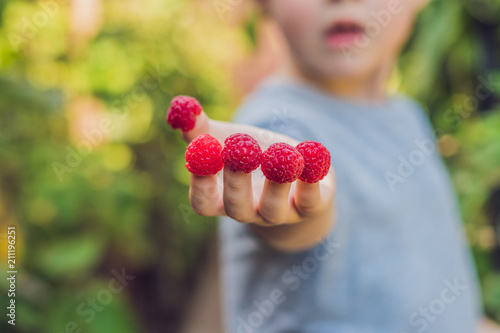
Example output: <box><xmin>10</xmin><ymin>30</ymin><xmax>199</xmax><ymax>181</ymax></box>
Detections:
<box><xmin>220</xmin><ymin>78</ymin><xmax>481</xmax><ymax>333</ymax></box>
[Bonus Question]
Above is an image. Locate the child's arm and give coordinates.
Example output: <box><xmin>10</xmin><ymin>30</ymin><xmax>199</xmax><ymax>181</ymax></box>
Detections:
<box><xmin>179</xmin><ymin>111</ymin><xmax>336</xmax><ymax>252</ymax></box>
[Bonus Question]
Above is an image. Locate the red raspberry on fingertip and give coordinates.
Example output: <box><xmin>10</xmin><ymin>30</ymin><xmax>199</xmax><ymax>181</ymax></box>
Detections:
<box><xmin>167</xmin><ymin>95</ymin><xmax>203</xmax><ymax>132</ymax></box>
<box><xmin>261</xmin><ymin>143</ymin><xmax>305</xmax><ymax>184</ymax></box>
<box><xmin>185</xmin><ymin>134</ymin><xmax>223</xmax><ymax>176</ymax></box>
<box><xmin>222</xmin><ymin>133</ymin><xmax>262</xmax><ymax>173</ymax></box>
<box><xmin>296</xmin><ymin>141</ymin><xmax>331</xmax><ymax>183</ymax></box>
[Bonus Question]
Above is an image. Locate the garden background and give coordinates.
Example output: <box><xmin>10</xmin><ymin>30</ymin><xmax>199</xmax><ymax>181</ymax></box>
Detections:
<box><xmin>0</xmin><ymin>0</ymin><xmax>500</xmax><ymax>332</ymax></box>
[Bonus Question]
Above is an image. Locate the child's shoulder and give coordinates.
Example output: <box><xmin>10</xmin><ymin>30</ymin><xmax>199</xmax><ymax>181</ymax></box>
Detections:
<box><xmin>235</xmin><ymin>77</ymin><xmax>432</xmax><ymax>133</ymax></box>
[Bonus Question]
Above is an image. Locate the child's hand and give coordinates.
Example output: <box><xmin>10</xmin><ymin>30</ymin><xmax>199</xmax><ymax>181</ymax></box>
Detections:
<box><xmin>170</xmin><ymin>99</ymin><xmax>336</xmax><ymax>251</ymax></box>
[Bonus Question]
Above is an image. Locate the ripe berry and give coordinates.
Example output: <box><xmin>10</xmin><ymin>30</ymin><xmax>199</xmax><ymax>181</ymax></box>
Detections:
<box><xmin>222</xmin><ymin>133</ymin><xmax>262</xmax><ymax>173</ymax></box>
<box><xmin>167</xmin><ymin>95</ymin><xmax>203</xmax><ymax>132</ymax></box>
<box><xmin>185</xmin><ymin>134</ymin><xmax>223</xmax><ymax>176</ymax></box>
<box><xmin>261</xmin><ymin>143</ymin><xmax>304</xmax><ymax>184</ymax></box>
<box><xmin>296</xmin><ymin>141</ymin><xmax>331</xmax><ymax>183</ymax></box>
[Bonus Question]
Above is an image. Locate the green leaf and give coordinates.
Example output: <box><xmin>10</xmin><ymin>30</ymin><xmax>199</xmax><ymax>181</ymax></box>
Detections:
<box><xmin>36</xmin><ymin>235</ymin><xmax>105</xmax><ymax>278</ymax></box>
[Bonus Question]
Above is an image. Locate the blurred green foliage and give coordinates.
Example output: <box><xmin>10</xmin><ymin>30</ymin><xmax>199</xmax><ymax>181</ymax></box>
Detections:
<box><xmin>0</xmin><ymin>0</ymin><xmax>499</xmax><ymax>332</ymax></box>
<box><xmin>0</xmin><ymin>0</ymin><xmax>245</xmax><ymax>331</ymax></box>
<box><xmin>400</xmin><ymin>0</ymin><xmax>500</xmax><ymax>321</ymax></box>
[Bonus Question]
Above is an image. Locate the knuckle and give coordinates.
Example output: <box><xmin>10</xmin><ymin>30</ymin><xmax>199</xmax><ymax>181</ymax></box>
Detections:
<box><xmin>296</xmin><ymin>201</ymin><xmax>320</xmax><ymax>216</ymax></box>
<box><xmin>224</xmin><ymin>193</ymin><xmax>240</xmax><ymax>208</ymax></box>
<box><xmin>227</xmin><ymin>212</ymin><xmax>253</xmax><ymax>224</ymax></box>
<box><xmin>192</xmin><ymin>205</ymin><xmax>208</xmax><ymax>216</ymax></box>
<box><xmin>260</xmin><ymin>213</ymin><xmax>285</xmax><ymax>225</ymax></box>
<box><xmin>224</xmin><ymin>204</ymin><xmax>255</xmax><ymax>223</ymax></box>
<box><xmin>190</xmin><ymin>198</ymin><xmax>210</xmax><ymax>216</ymax></box>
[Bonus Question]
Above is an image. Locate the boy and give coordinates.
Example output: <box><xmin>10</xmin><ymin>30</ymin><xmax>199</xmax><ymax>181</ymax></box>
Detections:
<box><xmin>174</xmin><ymin>0</ymin><xmax>500</xmax><ymax>332</ymax></box>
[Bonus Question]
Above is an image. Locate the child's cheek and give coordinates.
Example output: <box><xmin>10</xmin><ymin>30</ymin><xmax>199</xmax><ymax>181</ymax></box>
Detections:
<box><xmin>369</xmin><ymin>0</ymin><xmax>416</xmax><ymax>51</ymax></box>
<box><xmin>275</xmin><ymin>0</ymin><xmax>315</xmax><ymax>17</ymax></box>
<box><xmin>272</xmin><ymin>0</ymin><xmax>317</xmax><ymax>38</ymax></box>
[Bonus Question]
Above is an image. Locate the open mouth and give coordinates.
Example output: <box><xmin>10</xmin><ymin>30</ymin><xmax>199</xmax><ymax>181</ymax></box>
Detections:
<box><xmin>324</xmin><ymin>21</ymin><xmax>365</xmax><ymax>48</ymax></box>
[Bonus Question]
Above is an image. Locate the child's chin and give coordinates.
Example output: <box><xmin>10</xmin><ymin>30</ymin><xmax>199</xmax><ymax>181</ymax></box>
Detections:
<box><xmin>298</xmin><ymin>53</ymin><xmax>379</xmax><ymax>81</ymax></box>
<box><xmin>317</xmin><ymin>59</ymin><xmax>375</xmax><ymax>80</ymax></box>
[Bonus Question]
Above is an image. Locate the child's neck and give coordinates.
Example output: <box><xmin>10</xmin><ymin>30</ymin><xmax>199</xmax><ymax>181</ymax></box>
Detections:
<box><xmin>284</xmin><ymin>58</ymin><xmax>394</xmax><ymax>105</ymax></box>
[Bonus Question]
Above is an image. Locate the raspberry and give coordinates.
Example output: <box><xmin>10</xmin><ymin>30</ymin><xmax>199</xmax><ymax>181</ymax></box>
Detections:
<box><xmin>261</xmin><ymin>143</ymin><xmax>304</xmax><ymax>184</ymax></box>
<box><xmin>167</xmin><ymin>95</ymin><xmax>203</xmax><ymax>132</ymax></box>
<box><xmin>222</xmin><ymin>133</ymin><xmax>262</xmax><ymax>173</ymax></box>
<box><xmin>296</xmin><ymin>141</ymin><xmax>331</xmax><ymax>183</ymax></box>
<box><xmin>185</xmin><ymin>134</ymin><xmax>223</xmax><ymax>176</ymax></box>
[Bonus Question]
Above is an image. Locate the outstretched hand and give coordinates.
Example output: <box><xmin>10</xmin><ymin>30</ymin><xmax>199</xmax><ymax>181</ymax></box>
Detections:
<box><xmin>168</xmin><ymin>96</ymin><xmax>336</xmax><ymax>251</ymax></box>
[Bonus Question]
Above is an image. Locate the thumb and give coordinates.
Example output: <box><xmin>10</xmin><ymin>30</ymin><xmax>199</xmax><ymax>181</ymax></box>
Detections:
<box><xmin>180</xmin><ymin>111</ymin><xmax>211</xmax><ymax>143</ymax></box>
<box><xmin>181</xmin><ymin>112</ymin><xmax>246</xmax><ymax>147</ymax></box>
<box><xmin>166</xmin><ymin>95</ymin><xmax>211</xmax><ymax>143</ymax></box>
<box><xmin>166</xmin><ymin>95</ymin><xmax>240</xmax><ymax>145</ymax></box>
<box><xmin>167</xmin><ymin>95</ymin><xmax>298</xmax><ymax>147</ymax></box>
<box><xmin>176</xmin><ymin>109</ymin><xmax>231</xmax><ymax>145</ymax></box>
